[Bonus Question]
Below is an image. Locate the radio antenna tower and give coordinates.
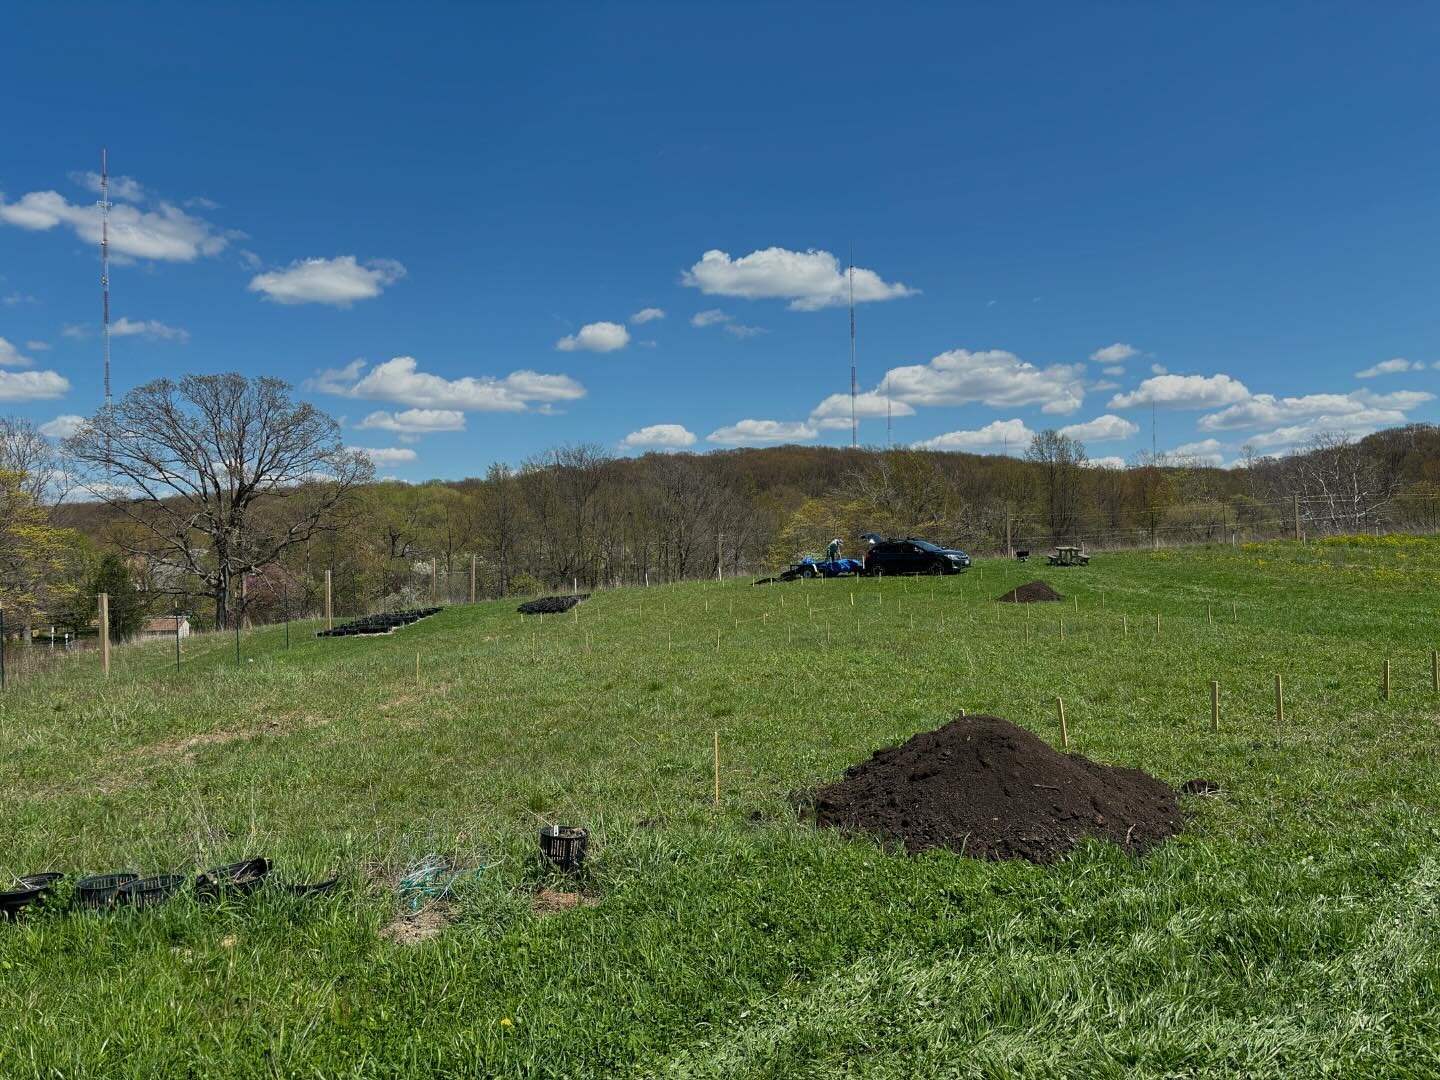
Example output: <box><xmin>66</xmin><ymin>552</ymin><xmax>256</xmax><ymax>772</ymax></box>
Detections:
<box><xmin>99</xmin><ymin>148</ymin><xmax>112</xmax><ymax>412</ymax></box>
<box><xmin>848</xmin><ymin>259</ymin><xmax>857</xmax><ymax>449</ymax></box>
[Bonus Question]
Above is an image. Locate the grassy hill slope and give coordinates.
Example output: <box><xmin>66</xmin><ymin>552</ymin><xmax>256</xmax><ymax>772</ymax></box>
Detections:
<box><xmin>2</xmin><ymin>538</ymin><xmax>1439</xmax><ymax>1078</ymax></box>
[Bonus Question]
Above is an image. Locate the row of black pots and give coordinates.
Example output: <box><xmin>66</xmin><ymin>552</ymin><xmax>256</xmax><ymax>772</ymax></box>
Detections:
<box><xmin>2</xmin><ymin>858</ymin><xmax>338</xmax><ymax>919</ymax></box>
<box><xmin>316</xmin><ymin>607</ymin><xmax>442</xmax><ymax>638</ymax></box>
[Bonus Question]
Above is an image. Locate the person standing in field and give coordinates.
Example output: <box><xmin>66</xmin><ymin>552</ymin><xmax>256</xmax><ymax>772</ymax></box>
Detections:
<box><xmin>827</xmin><ymin>537</ymin><xmax>843</xmax><ymax>562</ymax></box>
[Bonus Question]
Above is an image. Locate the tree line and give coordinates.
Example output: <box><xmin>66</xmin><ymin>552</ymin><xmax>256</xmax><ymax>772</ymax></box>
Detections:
<box><xmin>3</xmin><ymin>374</ymin><xmax>1438</xmax><ymax>640</ymax></box>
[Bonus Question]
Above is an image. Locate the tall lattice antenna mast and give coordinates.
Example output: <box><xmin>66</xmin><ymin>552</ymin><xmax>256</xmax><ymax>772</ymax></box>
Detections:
<box><xmin>99</xmin><ymin>148</ymin><xmax>112</xmax><ymax>412</ymax></box>
<box><xmin>848</xmin><ymin>259</ymin><xmax>857</xmax><ymax>449</ymax></box>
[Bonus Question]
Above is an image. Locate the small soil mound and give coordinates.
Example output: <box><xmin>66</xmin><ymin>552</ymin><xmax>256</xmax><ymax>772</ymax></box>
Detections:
<box><xmin>517</xmin><ymin>594</ymin><xmax>589</xmax><ymax>615</ymax></box>
<box><xmin>813</xmin><ymin>715</ymin><xmax>1181</xmax><ymax>863</ymax></box>
<box><xmin>997</xmin><ymin>580</ymin><xmax>1063</xmax><ymax>603</ymax></box>
<box><xmin>532</xmin><ymin>888</ymin><xmax>597</xmax><ymax>916</ymax></box>
<box><xmin>381</xmin><ymin>905</ymin><xmax>451</xmax><ymax>946</ymax></box>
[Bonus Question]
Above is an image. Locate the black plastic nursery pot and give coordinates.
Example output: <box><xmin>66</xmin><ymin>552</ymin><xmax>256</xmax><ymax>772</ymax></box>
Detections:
<box><xmin>196</xmin><ymin>858</ymin><xmax>271</xmax><ymax>899</ymax></box>
<box><xmin>1</xmin><ymin>873</ymin><xmax>65</xmax><ymax>920</ymax></box>
<box><xmin>75</xmin><ymin>873</ymin><xmax>139</xmax><ymax>909</ymax></box>
<box><xmin>539</xmin><ymin>825</ymin><xmax>589</xmax><ymax>873</ymax></box>
<box><xmin>116</xmin><ymin>874</ymin><xmax>187</xmax><ymax>909</ymax></box>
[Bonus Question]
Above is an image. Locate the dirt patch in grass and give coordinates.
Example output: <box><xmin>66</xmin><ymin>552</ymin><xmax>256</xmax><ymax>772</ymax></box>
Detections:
<box><xmin>141</xmin><ymin>714</ymin><xmax>333</xmax><ymax>765</ymax></box>
<box><xmin>996</xmin><ymin>580</ymin><xmax>1063</xmax><ymax>603</ymax></box>
<box><xmin>532</xmin><ymin>888</ymin><xmax>596</xmax><ymax>916</ymax></box>
<box><xmin>517</xmin><ymin>594</ymin><xmax>589</xmax><ymax>615</ymax></box>
<box><xmin>381</xmin><ymin>905</ymin><xmax>452</xmax><ymax>946</ymax></box>
<box><xmin>813</xmin><ymin>714</ymin><xmax>1181</xmax><ymax>863</ymax></box>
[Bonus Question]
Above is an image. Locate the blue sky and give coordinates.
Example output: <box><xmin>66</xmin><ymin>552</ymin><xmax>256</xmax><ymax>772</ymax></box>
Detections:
<box><xmin>2</xmin><ymin>2</ymin><xmax>1437</xmax><ymax>478</ymax></box>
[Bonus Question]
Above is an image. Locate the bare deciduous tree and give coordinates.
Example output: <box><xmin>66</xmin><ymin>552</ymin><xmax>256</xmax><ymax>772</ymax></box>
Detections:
<box><xmin>64</xmin><ymin>374</ymin><xmax>373</xmax><ymax>628</ymax></box>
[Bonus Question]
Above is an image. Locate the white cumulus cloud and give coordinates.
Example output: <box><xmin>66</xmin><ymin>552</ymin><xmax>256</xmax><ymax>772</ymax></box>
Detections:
<box><xmin>0</xmin><ymin>370</ymin><xmax>70</xmax><ymax>401</ymax></box>
<box><xmin>621</xmin><ymin>424</ymin><xmax>697</xmax><ymax>449</ymax></box>
<box><xmin>1198</xmin><ymin>389</ymin><xmax>1432</xmax><ymax>432</ymax></box>
<box><xmin>630</xmin><ymin>307</ymin><xmax>665</xmax><ymax>324</ymax></box>
<box><xmin>25</xmin><ymin>340</ymin><xmax>50</xmax><ymax>351</ymax></box>
<box><xmin>707</xmin><ymin>419</ymin><xmax>818</xmax><ymax>446</ymax></box>
<box><xmin>0</xmin><ymin>187</ymin><xmax>229</xmax><ymax>261</ymax></box>
<box><xmin>810</xmin><ymin>391</ymin><xmax>915</xmax><ymax>430</ymax></box>
<box><xmin>1058</xmin><ymin>414</ymin><xmax>1139</xmax><ymax>442</ymax></box>
<box><xmin>1109</xmin><ymin>373</ymin><xmax>1251</xmax><ymax>409</ymax></box>
<box><xmin>349</xmin><ymin>446</ymin><xmax>418</xmax><ymax>467</ymax></box>
<box><xmin>248</xmin><ymin>256</ymin><xmax>406</xmax><ymax>306</ymax></box>
<box><xmin>683</xmin><ymin>247</ymin><xmax>917</xmax><ymax>311</ymax></box>
<box><xmin>1090</xmin><ymin>343</ymin><xmax>1138</xmax><ymax>364</ymax></box>
<box><xmin>308</xmin><ymin>357</ymin><xmax>585</xmax><ymax>413</ymax></box>
<box><xmin>0</xmin><ymin>337</ymin><xmax>33</xmax><ymax>367</ymax></box>
<box><xmin>913</xmin><ymin>418</ymin><xmax>1035</xmax><ymax>453</ymax></box>
<box><xmin>691</xmin><ymin>309</ymin><xmax>730</xmax><ymax>327</ymax></box>
<box><xmin>357</xmin><ymin>409</ymin><xmax>466</xmax><ymax>434</ymax></box>
<box><xmin>38</xmin><ymin>414</ymin><xmax>86</xmax><ymax>438</ymax></box>
<box><xmin>556</xmin><ymin>321</ymin><xmax>630</xmax><ymax>352</ymax></box>
<box><xmin>880</xmin><ymin>349</ymin><xmax>1087</xmax><ymax>415</ymax></box>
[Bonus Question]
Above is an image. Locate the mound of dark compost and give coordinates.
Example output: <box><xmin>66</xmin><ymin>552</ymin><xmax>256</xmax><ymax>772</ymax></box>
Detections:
<box><xmin>813</xmin><ymin>714</ymin><xmax>1181</xmax><ymax>863</ymax></box>
<box><xmin>517</xmin><ymin>594</ymin><xmax>590</xmax><ymax>616</ymax></box>
<box><xmin>997</xmin><ymin>580</ymin><xmax>1063</xmax><ymax>603</ymax></box>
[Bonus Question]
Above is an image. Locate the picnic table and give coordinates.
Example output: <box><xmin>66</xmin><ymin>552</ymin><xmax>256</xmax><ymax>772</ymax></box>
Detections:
<box><xmin>1047</xmin><ymin>545</ymin><xmax>1090</xmax><ymax>567</ymax></box>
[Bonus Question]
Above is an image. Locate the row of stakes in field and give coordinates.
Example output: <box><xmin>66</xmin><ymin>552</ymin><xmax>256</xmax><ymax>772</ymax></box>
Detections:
<box><xmin>518</xmin><ymin>587</ymin><xmax>1439</xmax><ymax>706</ymax></box>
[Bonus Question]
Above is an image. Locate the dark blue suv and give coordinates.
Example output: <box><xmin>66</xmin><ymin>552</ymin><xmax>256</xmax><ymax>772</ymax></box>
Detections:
<box><xmin>863</xmin><ymin>538</ymin><xmax>971</xmax><ymax>576</ymax></box>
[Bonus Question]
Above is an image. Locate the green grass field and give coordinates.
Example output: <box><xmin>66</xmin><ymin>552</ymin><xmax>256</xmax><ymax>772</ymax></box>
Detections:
<box><xmin>3</xmin><ymin>537</ymin><xmax>1439</xmax><ymax>1078</ymax></box>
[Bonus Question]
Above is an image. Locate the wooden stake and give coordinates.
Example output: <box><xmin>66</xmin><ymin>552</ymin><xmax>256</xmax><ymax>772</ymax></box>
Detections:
<box><xmin>712</xmin><ymin>731</ymin><xmax>721</xmax><ymax>808</ymax></box>
<box><xmin>850</xmin><ymin>592</ymin><xmax>854</xmax><ymax>607</ymax></box>
<box><xmin>1210</xmin><ymin>680</ymin><xmax>1219</xmax><ymax>732</ymax></box>
<box><xmin>1073</xmin><ymin>596</ymin><xmax>1079</xmax><ymax>614</ymax></box>
<box><xmin>1274</xmin><ymin>673</ymin><xmax>1284</xmax><ymax>726</ymax></box>
<box><xmin>1232</xmin><ymin>601</ymin><xmax>1238</xmax><ymax>621</ymax></box>
<box><xmin>959</xmin><ymin>708</ymin><xmax>966</xmax><ymax>717</ymax></box>
<box><xmin>1383</xmin><ymin>659</ymin><xmax>1391</xmax><ymax>700</ymax></box>
<box><xmin>1207</xmin><ymin>604</ymin><xmax>1213</xmax><ymax>626</ymax></box>
<box><xmin>98</xmin><ymin>592</ymin><xmax>111</xmax><ymax>678</ymax></box>
<box><xmin>1056</xmin><ymin>696</ymin><xmax>1068</xmax><ymax>748</ymax></box>
<box><xmin>1156</xmin><ymin>613</ymin><xmax>1161</xmax><ymax>637</ymax></box>
<box><xmin>1123</xmin><ymin>613</ymin><xmax>1128</xmax><ymax>638</ymax></box>
<box><xmin>1060</xmin><ymin>619</ymin><xmax>1065</xmax><ymax>641</ymax></box>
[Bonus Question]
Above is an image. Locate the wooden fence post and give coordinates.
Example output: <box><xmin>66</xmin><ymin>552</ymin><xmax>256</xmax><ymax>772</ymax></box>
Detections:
<box><xmin>99</xmin><ymin>593</ymin><xmax>111</xmax><ymax>678</ymax></box>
